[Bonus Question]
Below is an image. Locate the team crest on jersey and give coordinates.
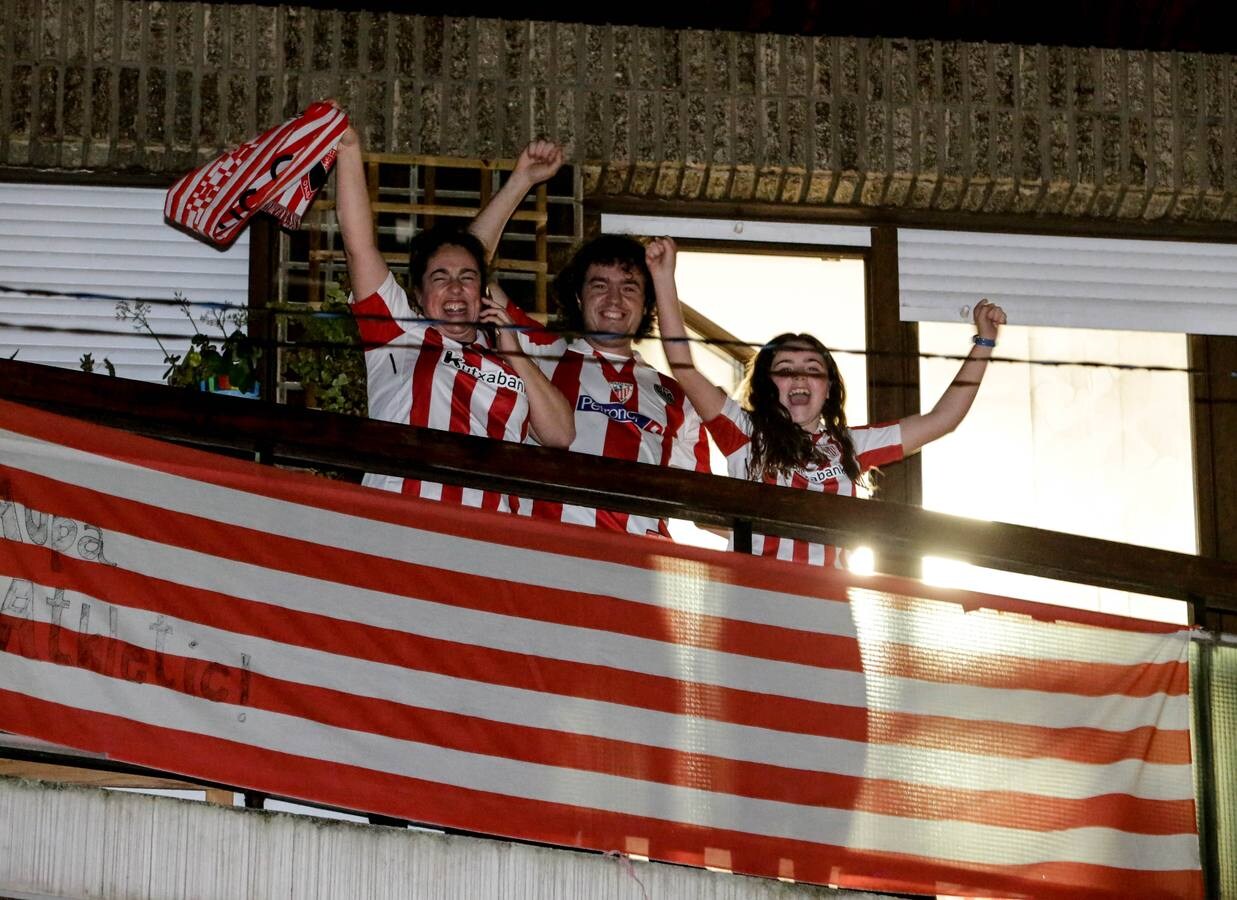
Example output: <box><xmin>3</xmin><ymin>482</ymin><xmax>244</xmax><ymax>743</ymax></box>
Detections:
<box><xmin>652</xmin><ymin>384</ymin><xmax>675</xmax><ymax>405</ymax></box>
<box><xmin>609</xmin><ymin>381</ymin><xmax>633</xmax><ymax>403</ymax></box>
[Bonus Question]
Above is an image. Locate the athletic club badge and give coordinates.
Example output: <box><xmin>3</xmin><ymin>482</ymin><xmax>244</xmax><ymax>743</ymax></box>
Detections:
<box><xmin>609</xmin><ymin>381</ymin><xmax>634</xmax><ymax>403</ymax></box>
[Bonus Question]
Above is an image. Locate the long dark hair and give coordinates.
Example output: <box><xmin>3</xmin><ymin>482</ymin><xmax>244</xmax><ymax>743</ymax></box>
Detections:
<box><xmin>741</xmin><ymin>333</ymin><xmax>862</xmax><ymax>485</ymax></box>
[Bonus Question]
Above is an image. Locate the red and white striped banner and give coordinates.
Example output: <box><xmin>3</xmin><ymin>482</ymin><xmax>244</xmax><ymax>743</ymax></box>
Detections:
<box><xmin>0</xmin><ymin>399</ymin><xmax>1199</xmax><ymax>898</ymax></box>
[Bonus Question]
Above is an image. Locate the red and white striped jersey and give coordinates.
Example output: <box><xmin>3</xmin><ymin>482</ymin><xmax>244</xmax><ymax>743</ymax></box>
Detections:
<box><xmin>352</xmin><ymin>272</ymin><xmax>529</xmax><ymax>511</ymax></box>
<box><xmin>512</xmin><ymin>314</ymin><xmax>711</xmax><ymax>537</ymax></box>
<box><xmin>707</xmin><ymin>396</ymin><xmax>903</xmax><ymax>567</ymax></box>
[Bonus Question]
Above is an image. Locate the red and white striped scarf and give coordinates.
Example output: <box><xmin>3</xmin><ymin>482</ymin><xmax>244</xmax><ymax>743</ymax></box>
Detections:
<box><xmin>165</xmin><ymin>101</ymin><xmax>349</xmax><ymax>247</ymax></box>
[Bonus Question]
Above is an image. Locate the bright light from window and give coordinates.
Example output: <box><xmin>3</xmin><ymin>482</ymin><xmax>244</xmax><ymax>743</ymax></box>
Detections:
<box><xmin>846</xmin><ymin>546</ymin><xmax>876</xmax><ymax>576</ymax></box>
<box><xmin>640</xmin><ymin>251</ymin><xmax>868</xmax><ymax>552</ymax></box>
<box><xmin>918</xmin><ymin>323</ymin><xmax>1194</xmax><ymax>624</ymax></box>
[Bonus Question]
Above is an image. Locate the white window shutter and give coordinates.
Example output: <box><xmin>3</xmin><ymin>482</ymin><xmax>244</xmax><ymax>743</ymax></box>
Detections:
<box><xmin>601</xmin><ymin>213</ymin><xmax>872</xmax><ymax>249</ymax></box>
<box><xmin>0</xmin><ymin>182</ymin><xmax>251</xmax><ymax>381</ymax></box>
<box><xmin>899</xmin><ymin>229</ymin><xmax>1237</xmax><ymax>335</ymax></box>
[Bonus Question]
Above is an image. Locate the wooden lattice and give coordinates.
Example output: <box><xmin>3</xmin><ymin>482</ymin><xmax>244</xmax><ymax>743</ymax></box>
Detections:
<box><xmin>273</xmin><ymin>153</ymin><xmax>580</xmax><ymax>407</ymax></box>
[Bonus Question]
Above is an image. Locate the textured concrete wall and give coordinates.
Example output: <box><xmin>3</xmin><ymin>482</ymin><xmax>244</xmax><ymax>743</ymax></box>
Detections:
<box><xmin>3</xmin><ymin>0</ymin><xmax>1236</xmax><ymax>224</ymax></box>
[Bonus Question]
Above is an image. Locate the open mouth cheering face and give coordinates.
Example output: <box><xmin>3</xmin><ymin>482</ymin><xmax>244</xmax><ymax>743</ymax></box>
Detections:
<box><xmin>418</xmin><ymin>244</ymin><xmax>483</xmax><ymax>342</ymax></box>
<box><xmin>769</xmin><ymin>347</ymin><xmax>831</xmax><ymax>431</ymax></box>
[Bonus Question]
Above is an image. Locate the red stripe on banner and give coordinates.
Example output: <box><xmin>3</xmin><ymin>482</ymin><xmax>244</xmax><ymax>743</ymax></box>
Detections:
<box><xmin>4</xmin><ymin>536</ymin><xmax>1191</xmax><ymax>770</ymax></box>
<box><xmin>0</xmin><ymin>468</ymin><xmax>867</xmax><ymax>674</ymax></box>
<box><xmin>2</xmin><ymin>544</ymin><xmax>872</xmax><ymax>743</ymax></box>
<box><xmin>0</xmin><ymin>623</ymin><xmax>1197</xmax><ymax>837</ymax></box>
<box><xmin>0</xmin><ymin>693</ymin><xmax>1203</xmax><ymax>900</ymax></box>
<box><xmin>865</xmin><ymin>641</ymin><xmax>1191</xmax><ymax>698</ymax></box>
<box><xmin>0</xmin><ymin>398</ymin><xmax>1189</xmax><ymax>636</ymax></box>
<box><xmin>868</xmin><ymin>709</ymin><xmax>1191</xmax><ymax>767</ymax></box>
<box><xmin>15</xmin><ymin>462</ymin><xmax>1190</xmax><ymax>715</ymax></box>
<box><xmin>0</xmin><ymin>401</ymin><xmax>1203</xmax><ymax>898</ymax></box>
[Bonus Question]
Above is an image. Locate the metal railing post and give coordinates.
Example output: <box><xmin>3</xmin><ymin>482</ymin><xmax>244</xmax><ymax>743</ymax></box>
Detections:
<box><xmin>1191</xmin><ymin>602</ymin><xmax>1222</xmax><ymax>900</ymax></box>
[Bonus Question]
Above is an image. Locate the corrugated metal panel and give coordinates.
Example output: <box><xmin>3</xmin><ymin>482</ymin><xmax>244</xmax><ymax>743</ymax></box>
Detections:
<box><xmin>899</xmin><ymin>229</ymin><xmax>1237</xmax><ymax>335</ymax></box>
<box><xmin>0</xmin><ymin>183</ymin><xmax>250</xmax><ymax>382</ymax></box>
<box><xmin>0</xmin><ymin>778</ymin><xmax>878</xmax><ymax>900</ymax></box>
<box><xmin>601</xmin><ymin>213</ymin><xmax>871</xmax><ymax>248</ymax></box>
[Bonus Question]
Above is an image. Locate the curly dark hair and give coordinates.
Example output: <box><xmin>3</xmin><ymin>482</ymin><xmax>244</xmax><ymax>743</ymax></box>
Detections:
<box><xmin>407</xmin><ymin>224</ymin><xmax>488</xmax><ymax>296</ymax></box>
<box><xmin>553</xmin><ymin>234</ymin><xmax>657</xmax><ymax>339</ymax></box>
<box><xmin>740</xmin><ymin>332</ymin><xmax>863</xmax><ymax>486</ymax></box>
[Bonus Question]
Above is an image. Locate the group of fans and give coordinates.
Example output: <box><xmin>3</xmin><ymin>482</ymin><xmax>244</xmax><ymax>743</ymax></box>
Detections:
<box><xmin>334</xmin><ymin>128</ymin><xmax>1007</xmax><ymax>567</ymax></box>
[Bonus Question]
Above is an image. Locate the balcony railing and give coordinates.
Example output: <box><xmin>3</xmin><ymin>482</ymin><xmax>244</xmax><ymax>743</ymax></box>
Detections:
<box><xmin>1</xmin><ymin>355</ymin><xmax>1234</xmax><ymax>898</ymax></box>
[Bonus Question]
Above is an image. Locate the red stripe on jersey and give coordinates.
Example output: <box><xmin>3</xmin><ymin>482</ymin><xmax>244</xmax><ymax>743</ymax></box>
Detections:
<box><xmin>352</xmin><ymin>291</ymin><xmax>406</xmax><ymax>348</ymax></box>
<box><xmin>689</xmin><ymin>414</ymin><xmax>712</xmax><ymax>473</ymax></box>
<box><xmin>448</xmin><ymin>347</ymin><xmax>482</xmax><ymax>435</ymax></box>
<box><xmin>858</xmin><ymin>445</ymin><xmax>903</xmax><ymax>469</ymax></box>
<box><xmin>409</xmin><ymin>329</ymin><xmax>443</xmax><ymax>429</ymax></box>
<box><xmin>597</xmin><ymin>355</ymin><xmax>642</xmax><ymax>470</ymax></box>
<box><xmin>504</xmin><ymin>299</ymin><xmax>560</xmax><ymax>346</ymax></box>
<box><xmin>705</xmin><ymin>411</ymin><xmax>751</xmax><ymax>457</ymax></box>
<box><xmin>594</xmin><ymin>509</ymin><xmax>631</xmax><ymax>533</ymax></box>
<box><xmin>656</xmin><ymin>373</ymin><xmax>686</xmax><ymax>467</ymax></box>
<box><xmin>531</xmin><ymin>351</ymin><xmax>588</xmax><ymax>524</ymax></box>
<box><xmin>439</xmin><ymin>339</ymin><xmax>481</xmax><ymax>509</ymax></box>
<box><xmin>485</xmin><ymin>362</ymin><xmax>520</xmax><ymax>441</ymax></box>
<box><xmin>549</xmin><ymin>351</ymin><xmax>586</xmax><ymax>408</ymax></box>
<box><xmin>853</xmin><ymin>421</ymin><xmax>904</xmax><ymax>470</ymax></box>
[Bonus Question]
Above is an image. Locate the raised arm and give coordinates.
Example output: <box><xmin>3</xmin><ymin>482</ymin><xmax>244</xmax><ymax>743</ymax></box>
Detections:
<box><xmin>898</xmin><ymin>298</ymin><xmax>1007</xmax><ymax>455</ymax></box>
<box><xmin>469</xmin><ymin>140</ymin><xmax>564</xmax><ymax>261</ymax></box>
<box><xmin>646</xmin><ymin>237</ymin><xmax>728</xmax><ymax>422</ymax></box>
<box><xmin>481</xmin><ymin>282</ymin><xmax>575</xmax><ymax>448</ymax></box>
<box><xmin>335</xmin><ymin>126</ymin><xmax>390</xmax><ymax>300</ymax></box>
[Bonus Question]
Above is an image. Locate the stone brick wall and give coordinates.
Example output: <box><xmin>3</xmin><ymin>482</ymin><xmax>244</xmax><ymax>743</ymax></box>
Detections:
<box><xmin>3</xmin><ymin>0</ymin><xmax>1236</xmax><ymax>224</ymax></box>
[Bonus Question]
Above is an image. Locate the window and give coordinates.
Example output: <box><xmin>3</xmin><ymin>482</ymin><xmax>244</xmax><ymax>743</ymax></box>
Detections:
<box><xmin>637</xmin><ymin>247</ymin><xmax>868</xmax><ymax>549</ymax></box>
<box><xmin>918</xmin><ymin>323</ymin><xmax>1194</xmax><ymax>624</ymax></box>
<box><xmin>0</xmin><ymin>182</ymin><xmax>250</xmax><ymax>381</ymax></box>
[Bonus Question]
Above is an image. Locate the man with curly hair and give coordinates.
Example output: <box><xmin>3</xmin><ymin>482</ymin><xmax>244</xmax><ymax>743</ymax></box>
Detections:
<box><xmin>471</xmin><ymin>143</ymin><xmax>711</xmax><ymax>538</ymax></box>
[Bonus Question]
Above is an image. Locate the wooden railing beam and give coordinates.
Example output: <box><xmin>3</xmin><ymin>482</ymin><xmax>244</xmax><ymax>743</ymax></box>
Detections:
<box><xmin>4</xmin><ymin>358</ymin><xmax>1236</xmax><ymax>611</ymax></box>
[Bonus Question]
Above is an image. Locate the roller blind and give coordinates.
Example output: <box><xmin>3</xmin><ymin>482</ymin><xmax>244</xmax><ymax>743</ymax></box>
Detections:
<box><xmin>600</xmin><ymin>213</ymin><xmax>871</xmax><ymax>249</ymax></box>
<box><xmin>899</xmin><ymin>228</ymin><xmax>1237</xmax><ymax>335</ymax></box>
<box><xmin>0</xmin><ymin>182</ymin><xmax>250</xmax><ymax>381</ymax></box>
